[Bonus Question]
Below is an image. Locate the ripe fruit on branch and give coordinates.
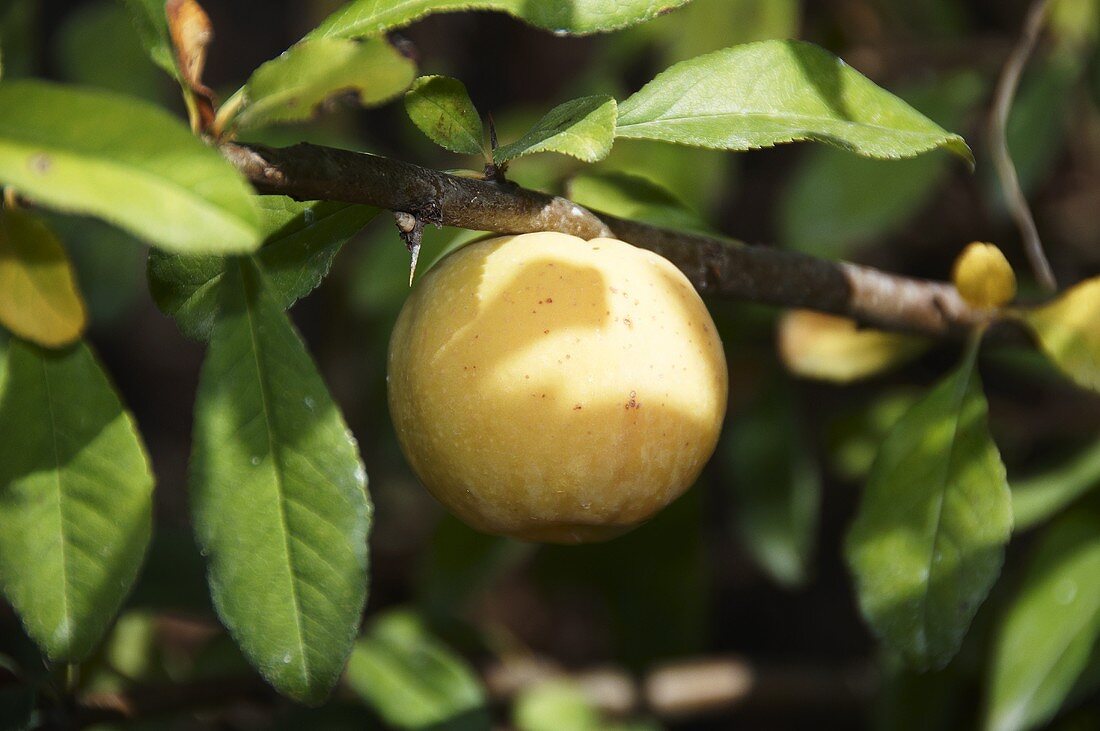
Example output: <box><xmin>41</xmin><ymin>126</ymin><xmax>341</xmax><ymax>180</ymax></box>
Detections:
<box><xmin>387</xmin><ymin>232</ymin><xmax>728</xmax><ymax>543</ymax></box>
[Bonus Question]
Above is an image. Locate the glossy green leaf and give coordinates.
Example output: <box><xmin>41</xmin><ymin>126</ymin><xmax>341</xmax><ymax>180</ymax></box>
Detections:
<box><xmin>724</xmin><ymin>381</ymin><xmax>820</xmax><ymax>588</ymax></box>
<box><xmin>845</xmin><ymin>346</ymin><xmax>1012</xmax><ymax>670</ymax></box>
<box><xmin>118</xmin><ymin>0</ymin><xmax>178</xmax><ymax>80</ymax></box>
<box><xmin>404</xmin><ymin>75</ymin><xmax>484</xmax><ymax>156</ymax></box>
<box><xmin>566</xmin><ymin>171</ymin><xmax>712</xmax><ymax>234</ymax></box>
<box><xmin>231</xmin><ymin>37</ymin><xmax>416</xmax><ymax>132</ymax></box>
<box><xmin>148</xmin><ymin>196</ymin><xmax>377</xmax><ymax>340</ymax></box>
<box><xmin>616</xmin><ymin>41</ymin><xmax>973</xmax><ymax>163</ymax></box>
<box><xmin>495</xmin><ymin>96</ymin><xmax>616</xmax><ymax>163</ymax></box>
<box><xmin>345</xmin><ymin>610</ymin><xmax>487</xmax><ymax>729</ymax></box>
<box><xmin>1012</xmin><ymin>439</ymin><xmax>1100</xmax><ymax>532</ymax></box>
<box><xmin>309</xmin><ymin>0</ymin><xmax>693</xmax><ymax>39</ymax></box>
<box><xmin>1021</xmin><ymin>277</ymin><xmax>1100</xmax><ymax>393</ymax></box>
<box><xmin>191</xmin><ymin>259</ymin><xmax>371</xmax><ymax>703</ymax></box>
<box><xmin>986</xmin><ymin>510</ymin><xmax>1100</xmax><ymax>731</ymax></box>
<box><xmin>779</xmin><ymin>72</ymin><xmax>985</xmax><ymax>258</ymax></box>
<box><xmin>0</xmin><ymin>209</ymin><xmax>87</xmax><ymax>348</ymax></box>
<box><xmin>0</xmin><ymin>81</ymin><xmax>261</xmax><ymax>254</ymax></box>
<box><xmin>0</xmin><ymin>339</ymin><xmax>154</xmax><ymax>661</ymax></box>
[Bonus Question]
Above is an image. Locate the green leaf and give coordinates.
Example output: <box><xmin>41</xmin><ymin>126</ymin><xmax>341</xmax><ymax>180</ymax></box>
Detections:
<box><xmin>1021</xmin><ymin>277</ymin><xmax>1100</xmax><ymax>393</ymax></box>
<box><xmin>495</xmin><ymin>96</ymin><xmax>616</xmax><ymax>163</ymax></box>
<box><xmin>845</xmin><ymin>344</ymin><xmax>1012</xmax><ymax>670</ymax></box>
<box><xmin>118</xmin><ymin>0</ymin><xmax>178</xmax><ymax>80</ymax></box>
<box><xmin>615</xmin><ymin>40</ymin><xmax>974</xmax><ymax>163</ymax></box>
<box><xmin>345</xmin><ymin>610</ymin><xmax>487</xmax><ymax>729</ymax></box>
<box><xmin>724</xmin><ymin>381</ymin><xmax>820</xmax><ymax>588</ymax></box>
<box><xmin>230</xmin><ymin>37</ymin><xmax>416</xmax><ymax>132</ymax></box>
<box><xmin>404</xmin><ymin>75</ymin><xmax>484</xmax><ymax>156</ymax></box>
<box><xmin>1012</xmin><ymin>439</ymin><xmax>1100</xmax><ymax>532</ymax></box>
<box><xmin>566</xmin><ymin>171</ymin><xmax>712</xmax><ymax>234</ymax></box>
<box><xmin>779</xmin><ymin>72</ymin><xmax>986</xmax><ymax>258</ymax></box>
<box><xmin>309</xmin><ymin>0</ymin><xmax>693</xmax><ymax>39</ymax></box>
<box><xmin>55</xmin><ymin>1</ymin><xmax>166</xmax><ymax>101</ymax></box>
<box><xmin>514</xmin><ymin>681</ymin><xmax>601</xmax><ymax>731</ymax></box>
<box><xmin>0</xmin><ymin>209</ymin><xmax>87</xmax><ymax>348</ymax></box>
<box><xmin>0</xmin><ymin>339</ymin><xmax>154</xmax><ymax>661</ymax></box>
<box><xmin>148</xmin><ymin>197</ymin><xmax>377</xmax><ymax>340</ymax></box>
<box><xmin>0</xmin><ymin>80</ymin><xmax>261</xmax><ymax>254</ymax></box>
<box><xmin>986</xmin><ymin>510</ymin><xmax>1100</xmax><ymax>731</ymax></box>
<box><xmin>190</xmin><ymin>258</ymin><xmax>371</xmax><ymax>704</ymax></box>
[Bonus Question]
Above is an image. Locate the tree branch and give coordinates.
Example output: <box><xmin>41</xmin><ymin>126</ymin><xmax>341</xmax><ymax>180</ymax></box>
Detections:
<box><xmin>222</xmin><ymin>141</ymin><xmax>1000</xmax><ymax>339</ymax></box>
<box><xmin>989</xmin><ymin>0</ymin><xmax>1057</xmax><ymax>291</ymax></box>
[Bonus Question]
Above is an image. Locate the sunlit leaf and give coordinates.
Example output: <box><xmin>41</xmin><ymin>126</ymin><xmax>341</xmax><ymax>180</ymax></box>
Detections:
<box><xmin>0</xmin><ymin>339</ymin><xmax>154</xmax><ymax>661</ymax></box>
<box><xmin>495</xmin><ymin>96</ymin><xmax>616</xmax><ymax>163</ymax></box>
<box><xmin>148</xmin><ymin>196</ymin><xmax>377</xmax><ymax>340</ymax></box>
<box><xmin>1021</xmin><ymin>277</ymin><xmax>1100</xmax><ymax>393</ymax></box>
<box><xmin>345</xmin><ymin>610</ymin><xmax>487</xmax><ymax>729</ymax></box>
<box><xmin>567</xmin><ymin>171</ymin><xmax>712</xmax><ymax>234</ymax></box>
<box><xmin>777</xmin><ymin>310</ymin><xmax>927</xmax><ymax>383</ymax></box>
<box><xmin>0</xmin><ymin>209</ymin><xmax>86</xmax><ymax>348</ymax></box>
<box><xmin>309</xmin><ymin>0</ymin><xmax>693</xmax><ymax>39</ymax></box>
<box><xmin>0</xmin><ymin>81</ymin><xmax>261</xmax><ymax>254</ymax></box>
<box><xmin>615</xmin><ymin>41</ymin><xmax>973</xmax><ymax>163</ymax></box>
<box><xmin>846</xmin><ymin>345</ymin><xmax>1012</xmax><ymax>670</ymax></box>
<box><xmin>514</xmin><ymin>681</ymin><xmax>602</xmax><ymax>731</ymax></box>
<box><xmin>404</xmin><ymin>75</ymin><xmax>484</xmax><ymax>157</ymax></box>
<box><xmin>986</xmin><ymin>510</ymin><xmax>1100</xmax><ymax>731</ymax></box>
<box><xmin>191</xmin><ymin>258</ymin><xmax>371</xmax><ymax>703</ymax></box>
<box><xmin>230</xmin><ymin>37</ymin><xmax>416</xmax><ymax>132</ymax></box>
<box><xmin>1012</xmin><ymin>438</ymin><xmax>1100</xmax><ymax>531</ymax></box>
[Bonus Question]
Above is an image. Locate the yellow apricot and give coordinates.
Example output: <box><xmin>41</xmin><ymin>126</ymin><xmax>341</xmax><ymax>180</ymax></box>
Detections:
<box><xmin>387</xmin><ymin>232</ymin><xmax>728</xmax><ymax>543</ymax></box>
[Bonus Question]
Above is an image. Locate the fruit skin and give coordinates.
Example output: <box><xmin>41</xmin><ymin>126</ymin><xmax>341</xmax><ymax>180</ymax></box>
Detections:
<box><xmin>387</xmin><ymin>232</ymin><xmax>728</xmax><ymax>543</ymax></box>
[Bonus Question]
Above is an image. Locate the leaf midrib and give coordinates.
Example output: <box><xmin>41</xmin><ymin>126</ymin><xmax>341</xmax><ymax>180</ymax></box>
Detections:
<box><xmin>41</xmin><ymin>355</ymin><xmax>74</xmax><ymax>647</ymax></box>
<box><xmin>916</xmin><ymin>362</ymin><xmax>976</xmax><ymax>659</ymax></box>
<box><xmin>242</xmin><ymin>266</ymin><xmax>309</xmax><ymax>684</ymax></box>
<box><xmin>616</xmin><ymin>110</ymin><xmax>947</xmax><ymax>140</ymax></box>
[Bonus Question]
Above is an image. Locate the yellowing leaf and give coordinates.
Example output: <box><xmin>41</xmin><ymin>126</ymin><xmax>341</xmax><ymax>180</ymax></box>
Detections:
<box><xmin>1022</xmin><ymin>277</ymin><xmax>1100</xmax><ymax>392</ymax></box>
<box><xmin>0</xmin><ymin>209</ymin><xmax>86</xmax><ymax>347</ymax></box>
<box><xmin>952</xmin><ymin>242</ymin><xmax>1016</xmax><ymax>309</ymax></box>
<box><xmin>777</xmin><ymin>310</ymin><xmax>927</xmax><ymax>383</ymax></box>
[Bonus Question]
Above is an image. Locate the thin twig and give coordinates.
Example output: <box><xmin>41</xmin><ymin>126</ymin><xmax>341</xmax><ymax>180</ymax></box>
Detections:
<box><xmin>221</xmin><ymin>141</ymin><xmax>1008</xmax><ymax>339</ymax></box>
<box><xmin>989</xmin><ymin>0</ymin><xmax>1057</xmax><ymax>291</ymax></box>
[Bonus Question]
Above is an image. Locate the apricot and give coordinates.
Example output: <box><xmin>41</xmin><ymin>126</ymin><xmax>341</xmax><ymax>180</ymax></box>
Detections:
<box><xmin>387</xmin><ymin>232</ymin><xmax>727</xmax><ymax>543</ymax></box>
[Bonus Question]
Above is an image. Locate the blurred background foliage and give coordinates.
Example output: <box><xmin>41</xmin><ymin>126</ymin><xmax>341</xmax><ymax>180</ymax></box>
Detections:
<box><xmin>2</xmin><ymin>0</ymin><xmax>1100</xmax><ymax>728</ymax></box>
